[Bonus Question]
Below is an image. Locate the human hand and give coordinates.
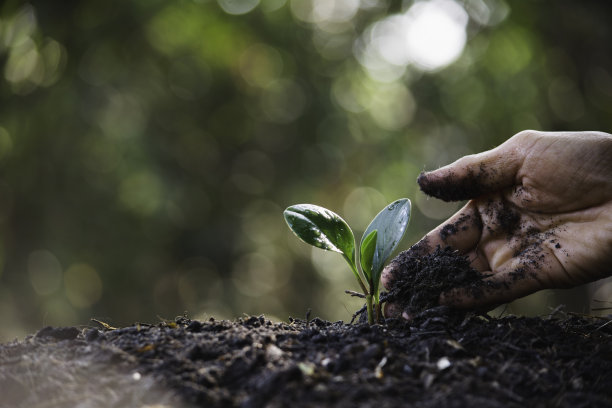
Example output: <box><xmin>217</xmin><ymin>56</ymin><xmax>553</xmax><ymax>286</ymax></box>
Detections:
<box><xmin>382</xmin><ymin>130</ymin><xmax>612</xmax><ymax>316</ymax></box>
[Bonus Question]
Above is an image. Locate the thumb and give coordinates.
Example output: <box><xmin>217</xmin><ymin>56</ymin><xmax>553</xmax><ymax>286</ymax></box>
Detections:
<box><xmin>419</xmin><ymin>133</ymin><xmax>528</xmax><ymax>202</ymax></box>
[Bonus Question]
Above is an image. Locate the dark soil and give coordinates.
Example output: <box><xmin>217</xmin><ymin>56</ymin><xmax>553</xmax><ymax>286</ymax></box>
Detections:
<box><xmin>2</xmin><ymin>308</ymin><xmax>612</xmax><ymax>407</ymax></box>
<box><xmin>382</xmin><ymin>246</ymin><xmax>484</xmax><ymax>318</ymax></box>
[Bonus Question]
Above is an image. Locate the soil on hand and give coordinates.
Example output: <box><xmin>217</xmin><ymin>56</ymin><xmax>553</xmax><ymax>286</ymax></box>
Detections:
<box><xmin>382</xmin><ymin>246</ymin><xmax>484</xmax><ymax>318</ymax></box>
<box><xmin>2</xmin><ymin>310</ymin><xmax>612</xmax><ymax>408</ymax></box>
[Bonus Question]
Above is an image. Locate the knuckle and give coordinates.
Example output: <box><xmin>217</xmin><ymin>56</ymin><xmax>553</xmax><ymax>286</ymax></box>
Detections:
<box><xmin>513</xmin><ymin>129</ymin><xmax>541</xmax><ymax>142</ymax></box>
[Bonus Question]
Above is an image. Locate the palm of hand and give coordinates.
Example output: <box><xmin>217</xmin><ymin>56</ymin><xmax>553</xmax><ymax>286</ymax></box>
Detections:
<box><xmin>385</xmin><ymin>131</ymin><xmax>612</xmax><ymax>310</ymax></box>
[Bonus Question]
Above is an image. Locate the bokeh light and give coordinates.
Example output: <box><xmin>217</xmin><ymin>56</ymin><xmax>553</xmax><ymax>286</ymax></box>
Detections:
<box><xmin>355</xmin><ymin>0</ymin><xmax>470</xmax><ymax>81</ymax></box>
<box><xmin>28</xmin><ymin>250</ymin><xmax>62</xmax><ymax>296</ymax></box>
<box><xmin>404</xmin><ymin>0</ymin><xmax>468</xmax><ymax>71</ymax></box>
<box><xmin>218</xmin><ymin>0</ymin><xmax>260</xmax><ymax>16</ymax></box>
<box><xmin>64</xmin><ymin>263</ymin><xmax>103</xmax><ymax>309</ymax></box>
<box><xmin>290</xmin><ymin>0</ymin><xmax>360</xmax><ymax>24</ymax></box>
<box><xmin>0</xmin><ymin>5</ymin><xmax>66</xmax><ymax>94</ymax></box>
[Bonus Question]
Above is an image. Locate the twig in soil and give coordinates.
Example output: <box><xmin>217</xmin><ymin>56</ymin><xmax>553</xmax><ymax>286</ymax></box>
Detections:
<box><xmin>345</xmin><ymin>290</ymin><xmax>366</xmax><ymax>298</ymax></box>
<box><xmin>594</xmin><ymin>319</ymin><xmax>612</xmax><ymax>332</ymax></box>
<box><xmin>351</xmin><ymin>305</ymin><xmax>367</xmax><ymax>324</ymax></box>
<box><xmin>91</xmin><ymin>318</ymin><xmax>117</xmax><ymax>330</ymax></box>
<box><xmin>546</xmin><ymin>304</ymin><xmax>566</xmax><ymax>319</ymax></box>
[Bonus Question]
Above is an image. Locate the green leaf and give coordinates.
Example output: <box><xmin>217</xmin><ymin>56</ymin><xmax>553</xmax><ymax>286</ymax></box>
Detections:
<box><xmin>283</xmin><ymin>204</ymin><xmax>356</xmax><ymax>265</ymax></box>
<box><xmin>361</xmin><ymin>198</ymin><xmax>411</xmax><ymax>293</ymax></box>
<box><xmin>359</xmin><ymin>229</ymin><xmax>377</xmax><ymax>284</ymax></box>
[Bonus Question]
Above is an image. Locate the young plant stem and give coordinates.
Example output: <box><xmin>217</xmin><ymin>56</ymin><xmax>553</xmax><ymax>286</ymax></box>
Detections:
<box><xmin>366</xmin><ymin>295</ymin><xmax>374</xmax><ymax>325</ymax></box>
<box><xmin>373</xmin><ymin>289</ymin><xmax>381</xmax><ymax>324</ymax></box>
<box><xmin>345</xmin><ymin>256</ymin><xmax>369</xmax><ymax>297</ymax></box>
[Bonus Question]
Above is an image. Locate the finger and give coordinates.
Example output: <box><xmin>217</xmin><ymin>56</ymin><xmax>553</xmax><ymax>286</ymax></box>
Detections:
<box><xmin>418</xmin><ymin>133</ymin><xmax>530</xmax><ymax>202</ymax></box>
<box><xmin>463</xmin><ymin>248</ymin><xmax>491</xmax><ymax>273</ymax></box>
<box><xmin>424</xmin><ymin>201</ymin><xmax>483</xmax><ymax>253</ymax></box>
<box><xmin>439</xmin><ymin>265</ymin><xmax>545</xmax><ymax>310</ymax></box>
<box><xmin>383</xmin><ymin>301</ymin><xmax>414</xmax><ymax>321</ymax></box>
<box><xmin>381</xmin><ymin>258</ymin><xmax>405</xmax><ymax>291</ymax></box>
<box><xmin>383</xmin><ymin>302</ymin><xmax>402</xmax><ymax>319</ymax></box>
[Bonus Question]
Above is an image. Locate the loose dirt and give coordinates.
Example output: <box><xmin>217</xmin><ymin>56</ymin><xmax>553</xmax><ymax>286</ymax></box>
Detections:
<box><xmin>381</xmin><ymin>246</ymin><xmax>484</xmax><ymax>318</ymax></box>
<box><xmin>2</xmin><ymin>309</ymin><xmax>612</xmax><ymax>407</ymax></box>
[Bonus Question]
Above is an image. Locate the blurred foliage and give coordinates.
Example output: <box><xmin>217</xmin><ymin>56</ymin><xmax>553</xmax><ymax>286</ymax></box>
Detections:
<box><xmin>0</xmin><ymin>0</ymin><xmax>611</xmax><ymax>340</ymax></box>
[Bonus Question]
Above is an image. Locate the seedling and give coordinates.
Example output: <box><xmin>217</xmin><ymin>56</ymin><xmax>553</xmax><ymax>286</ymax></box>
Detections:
<box><xmin>283</xmin><ymin>198</ymin><xmax>411</xmax><ymax>324</ymax></box>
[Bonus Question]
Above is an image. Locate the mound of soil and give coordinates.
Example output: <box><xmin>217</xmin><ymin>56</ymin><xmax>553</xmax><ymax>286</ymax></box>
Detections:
<box><xmin>2</xmin><ymin>309</ymin><xmax>612</xmax><ymax>408</ymax></box>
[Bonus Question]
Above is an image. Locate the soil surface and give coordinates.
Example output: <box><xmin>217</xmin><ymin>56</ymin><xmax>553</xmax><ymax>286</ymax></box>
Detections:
<box><xmin>2</xmin><ymin>198</ymin><xmax>610</xmax><ymax>408</ymax></box>
<box><xmin>2</xmin><ymin>309</ymin><xmax>612</xmax><ymax>408</ymax></box>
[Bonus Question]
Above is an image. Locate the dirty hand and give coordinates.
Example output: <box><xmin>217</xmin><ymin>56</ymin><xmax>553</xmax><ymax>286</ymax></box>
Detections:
<box><xmin>382</xmin><ymin>130</ymin><xmax>612</xmax><ymax>316</ymax></box>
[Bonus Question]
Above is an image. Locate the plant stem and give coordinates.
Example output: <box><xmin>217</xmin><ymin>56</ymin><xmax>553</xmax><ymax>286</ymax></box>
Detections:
<box><xmin>373</xmin><ymin>289</ymin><xmax>381</xmax><ymax>324</ymax></box>
<box><xmin>366</xmin><ymin>295</ymin><xmax>374</xmax><ymax>324</ymax></box>
<box><xmin>345</xmin><ymin>257</ymin><xmax>369</xmax><ymax>296</ymax></box>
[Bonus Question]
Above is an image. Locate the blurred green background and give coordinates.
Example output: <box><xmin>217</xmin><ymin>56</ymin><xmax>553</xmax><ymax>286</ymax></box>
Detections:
<box><xmin>0</xmin><ymin>0</ymin><xmax>611</xmax><ymax>340</ymax></box>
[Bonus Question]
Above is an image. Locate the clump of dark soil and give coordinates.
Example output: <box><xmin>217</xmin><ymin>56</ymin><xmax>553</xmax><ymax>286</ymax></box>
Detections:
<box><xmin>383</xmin><ymin>246</ymin><xmax>484</xmax><ymax>318</ymax></box>
<box><xmin>3</xmin><ymin>312</ymin><xmax>612</xmax><ymax>408</ymax></box>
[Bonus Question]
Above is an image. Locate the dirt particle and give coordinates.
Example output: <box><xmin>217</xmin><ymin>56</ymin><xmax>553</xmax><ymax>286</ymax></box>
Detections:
<box><xmin>440</xmin><ymin>223</ymin><xmax>458</xmax><ymax>242</ymax></box>
<box><xmin>481</xmin><ymin>199</ymin><xmax>521</xmax><ymax>238</ymax></box>
<box><xmin>439</xmin><ymin>213</ymin><xmax>478</xmax><ymax>242</ymax></box>
<box><xmin>496</xmin><ymin>203</ymin><xmax>520</xmax><ymax>236</ymax></box>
